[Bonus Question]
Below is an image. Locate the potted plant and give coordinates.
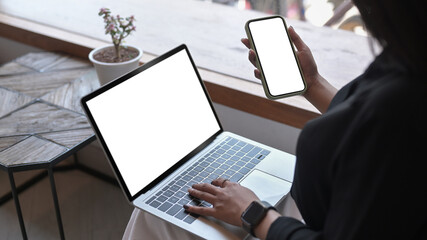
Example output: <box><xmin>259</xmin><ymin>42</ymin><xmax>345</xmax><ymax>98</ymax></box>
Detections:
<box><xmin>89</xmin><ymin>8</ymin><xmax>142</xmax><ymax>85</ymax></box>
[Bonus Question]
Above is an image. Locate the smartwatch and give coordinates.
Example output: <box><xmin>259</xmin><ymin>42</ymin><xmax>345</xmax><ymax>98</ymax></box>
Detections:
<box><xmin>241</xmin><ymin>200</ymin><xmax>276</xmax><ymax>237</ymax></box>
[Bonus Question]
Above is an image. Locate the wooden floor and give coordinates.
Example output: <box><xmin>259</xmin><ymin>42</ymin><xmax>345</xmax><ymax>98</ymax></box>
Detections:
<box><xmin>0</xmin><ymin>161</ymin><xmax>133</xmax><ymax>240</ymax></box>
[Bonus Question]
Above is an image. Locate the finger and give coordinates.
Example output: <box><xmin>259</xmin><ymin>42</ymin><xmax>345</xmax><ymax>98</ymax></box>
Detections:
<box><xmin>248</xmin><ymin>49</ymin><xmax>257</xmax><ymax>66</ymax></box>
<box><xmin>241</xmin><ymin>38</ymin><xmax>251</xmax><ymax>49</ymax></box>
<box><xmin>188</xmin><ymin>187</ymin><xmax>216</xmax><ymax>203</ymax></box>
<box><xmin>184</xmin><ymin>204</ymin><xmax>215</xmax><ymax>217</ymax></box>
<box><xmin>211</xmin><ymin>178</ymin><xmax>231</xmax><ymax>188</ymax></box>
<box><xmin>288</xmin><ymin>26</ymin><xmax>309</xmax><ymax>52</ymax></box>
<box><xmin>192</xmin><ymin>183</ymin><xmax>220</xmax><ymax>195</ymax></box>
<box><xmin>254</xmin><ymin>69</ymin><xmax>261</xmax><ymax>79</ymax></box>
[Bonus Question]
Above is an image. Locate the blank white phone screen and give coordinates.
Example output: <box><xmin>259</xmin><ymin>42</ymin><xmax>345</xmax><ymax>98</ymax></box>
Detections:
<box><xmin>86</xmin><ymin>49</ymin><xmax>220</xmax><ymax>196</ymax></box>
<box><xmin>249</xmin><ymin>17</ymin><xmax>305</xmax><ymax>96</ymax></box>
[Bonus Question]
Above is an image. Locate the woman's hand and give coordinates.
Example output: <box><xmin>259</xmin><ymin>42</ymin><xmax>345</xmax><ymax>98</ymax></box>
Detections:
<box><xmin>242</xmin><ymin>26</ymin><xmax>337</xmax><ymax>113</ymax></box>
<box><xmin>184</xmin><ymin>178</ymin><xmax>260</xmax><ymax>227</ymax></box>
<box><xmin>241</xmin><ymin>26</ymin><xmax>319</xmax><ymax>96</ymax></box>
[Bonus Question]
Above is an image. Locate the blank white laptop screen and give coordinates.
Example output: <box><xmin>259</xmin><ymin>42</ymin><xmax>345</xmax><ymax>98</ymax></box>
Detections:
<box><xmin>86</xmin><ymin>50</ymin><xmax>221</xmax><ymax>196</ymax></box>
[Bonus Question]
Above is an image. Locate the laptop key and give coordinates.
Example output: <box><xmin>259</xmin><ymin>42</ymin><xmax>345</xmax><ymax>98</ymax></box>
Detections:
<box><xmin>164</xmin><ymin>190</ymin><xmax>174</xmax><ymax>197</ymax></box>
<box><xmin>241</xmin><ymin>144</ymin><xmax>254</xmax><ymax>153</ymax></box>
<box><xmin>170</xmin><ymin>185</ymin><xmax>180</xmax><ymax>192</ymax></box>
<box><xmin>175</xmin><ymin>208</ymin><xmax>189</xmax><ymax>220</ymax></box>
<box><xmin>157</xmin><ymin>195</ymin><xmax>168</xmax><ymax>203</ymax></box>
<box><xmin>216</xmin><ymin>149</ymin><xmax>226</xmax><ymax>154</ymax></box>
<box><xmin>166</xmin><ymin>204</ymin><xmax>182</xmax><ymax>216</ymax></box>
<box><xmin>202</xmin><ymin>178</ymin><xmax>211</xmax><ymax>183</ymax></box>
<box><xmin>182</xmin><ymin>175</ymin><xmax>192</xmax><ymax>182</ymax></box>
<box><xmin>178</xmin><ymin>198</ymin><xmax>190</xmax><ymax>205</ymax></box>
<box><xmin>225</xmin><ymin>169</ymin><xmax>236</xmax><ymax>176</ymax></box>
<box><xmin>193</xmin><ymin>176</ymin><xmax>203</xmax><ymax>182</ymax></box>
<box><xmin>228</xmin><ymin>138</ymin><xmax>238</xmax><ymax>146</ymax></box>
<box><xmin>230</xmin><ymin>173</ymin><xmax>244</xmax><ymax>183</ymax></box>
<box><xmin>168</xmin><ymin>196</ymin><xmax>180</xmax><ymax>203</ymax></box>
<box><xmin>231</xmin><ymin>165</ymin><xmax>241</xmax><ymax>171</ymax></box>
<box><xmin>184</xmin><ymin>214</ymin><xmax>198</xmax><ymax>224</ymax></box>
<box><xmin>247</xmin><ymin>147</ymin><xmax>262</xmax><ymax>157</ymax></box>
<box><xmin>239</xmin><ymin>167</ymin><xmax>250</xmax><ymax>175</ymax></box>
<box><xmin>260</xmin><ymin>149</ymin><xmax>271</xmax><ymax>156</ymax></box>
<box><xmin>176</xmin><ymin>180</ymin><xmax>187</xmax><ymax>186</ymax></box>
<box><xmin>251</xmin><ymin>158</ymin><xmax>261</xmax><ymax>164</ymax></box>
<box><xmin>150</xmin><ymin>200</ymin><xmax>161</xmax><ymax>208</ymax></box>
<box><xmin>174</xmin><ymin>192</ymin><xmax>186</xmax><ymax>199</ymax></box>
<box><xmin>232</xmin><ymin>146</ymin><xmax>241</xmax><ymax>151</ymax></box>
<box><xmin>236</xmin><ymin>151</ymin><xmax>245</xmax><ymax>157</ymax></box>
<box><xmin>145</xmin><ymin>196</ymin><xmax>156</xmax><ymax>204</ymax></box>
<box><xmin>221</xmin><ymin>145</ymin><xmax>231</xmax><ymax>150</ymax></box>
<box><xmin>194</xmin><ymin>166</ymin><xmax>204</xmax><ymax>172</ymax></box>
<box><xmin>246</xmin><ymin>163</ymin><xmax>256</xmax><ymax>169</ymax></box>
<box><xmin>236</xmin><ymin>161</ymin><xmax>245</xmax><ymax>167</ymax></box>
<box><xmin>220</xmin><ymin>164</ymin><xmax>229</xmax><ymax>170</ymax></box>
<box><xmin>210</xmin><ymin>162</ymin><xmax>220</xmax><ymax>168</ymax></box>
<box><xmin>158</xmin><ymin>202</ymin><xmax>173</xmax><ymax>212</ymax></box>
<box><xmin>216</xmin><ymin>158</ymin><xmax>226</xmax><ymax>164</ymax></box>
<box><xmin>199</xmin><ymin>171</ymin><xmax>209</xmax><ymax>178</ymax></box>
<box><xmin>200</xmin><ymin>161</ymin><xmax>209</xmax><ymax>167</ymax></box>
<box><xmin>225</xmin><ymin>160</ymin><xmax>235</xmax><ymax>165</ymax></box>
<box><xmin>188</xmin><ymin>170</ymin><xmax>198</xmax><ymax>177</ymax></box>
<box><xmin>208</xmin><ymin>173</ymin><xmax>219</xmax><ymax>180</ymax></box>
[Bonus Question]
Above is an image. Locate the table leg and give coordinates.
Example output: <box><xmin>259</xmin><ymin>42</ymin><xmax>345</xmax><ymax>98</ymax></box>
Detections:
<box><xmin>48</xmin><ymin>168</ymin><xmax>65</xmax><ymax>240</ymax></box>
<box><xmin>8</xmin><ymin>170</ymin><xmax>28</xmax><ymax>240</ymax></box>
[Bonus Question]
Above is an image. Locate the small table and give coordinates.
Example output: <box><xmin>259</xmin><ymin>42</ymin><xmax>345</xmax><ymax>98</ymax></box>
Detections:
<box><xmin>0</xmin><ymin>52</ymin><xmax>101</xmax><ymax>239</ymax></box>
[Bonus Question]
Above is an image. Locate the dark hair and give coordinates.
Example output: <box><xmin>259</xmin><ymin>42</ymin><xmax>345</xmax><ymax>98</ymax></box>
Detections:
<box><xmin>352</xmin><ymin>0</ymin><xmax>427</xmax><ymax>72</ymax></box>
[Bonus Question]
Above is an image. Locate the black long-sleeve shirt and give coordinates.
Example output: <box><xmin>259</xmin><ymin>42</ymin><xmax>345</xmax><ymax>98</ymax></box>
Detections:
<box><xmin>267</xmin><ymin>50</ymin><xmax>427</xmax><ymax>239</ymax></box>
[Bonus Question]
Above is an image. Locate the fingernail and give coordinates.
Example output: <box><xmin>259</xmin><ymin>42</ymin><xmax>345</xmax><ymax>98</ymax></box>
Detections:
<box><xmin>183</xmin><ymin>205</ymin><xmax>189</xmax><ymax>210</ymax></box>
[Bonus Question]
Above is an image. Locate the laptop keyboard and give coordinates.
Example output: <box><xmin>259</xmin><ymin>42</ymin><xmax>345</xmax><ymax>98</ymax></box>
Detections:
<box><xmin>145</xmin><ymin>136</ymin><xmax>271</xmax><ymax>224</ymax></box>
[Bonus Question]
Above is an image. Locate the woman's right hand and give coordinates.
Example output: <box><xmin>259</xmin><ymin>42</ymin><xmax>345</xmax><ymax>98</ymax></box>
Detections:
<box><xmin>241</xmin><ymin>26</ymin><xmax>337</xmax><ymax>113</ymax></box>
<box><xmin>242</xmin><ymin>26</ymin><xmax>319</xmax><ymax>96</ymax></box>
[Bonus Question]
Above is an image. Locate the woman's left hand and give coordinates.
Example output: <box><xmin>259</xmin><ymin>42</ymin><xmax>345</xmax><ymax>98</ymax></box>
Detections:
<box><xmin>184</xmin><ymin>178</ymin><xmax>260</xmax><ymax>227</ymax></box>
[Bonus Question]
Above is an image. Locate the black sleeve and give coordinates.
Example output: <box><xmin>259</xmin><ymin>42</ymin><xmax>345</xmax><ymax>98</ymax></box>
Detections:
<box><xmin>267</xmin><ymin>94</ymin><xmax>427</xmax><ymax>239</ymax></box>
<box><xmin>267</xmin><ymin>217</ymin><xmax>321</xmax><ymax>240</ymax></box>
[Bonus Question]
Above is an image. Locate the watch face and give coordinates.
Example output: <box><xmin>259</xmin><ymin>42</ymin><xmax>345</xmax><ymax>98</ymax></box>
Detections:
<box><xmin>243</xmin><ymin>201</ymin><xmax>265</xmax><ymax>224</ymax></box>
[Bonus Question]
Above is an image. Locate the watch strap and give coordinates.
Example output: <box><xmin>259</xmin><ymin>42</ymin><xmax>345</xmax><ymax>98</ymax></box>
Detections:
<box><xmin>242</xmin><ymin>201</ymin><xmax>277</xmax><ymax>237</ymax></box>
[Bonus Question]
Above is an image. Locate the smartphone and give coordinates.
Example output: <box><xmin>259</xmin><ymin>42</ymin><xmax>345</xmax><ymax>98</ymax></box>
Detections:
<box><xmin>245</xmin><ymin>16</ymin><xmax>306</xmax><ymax>99</ymax></box>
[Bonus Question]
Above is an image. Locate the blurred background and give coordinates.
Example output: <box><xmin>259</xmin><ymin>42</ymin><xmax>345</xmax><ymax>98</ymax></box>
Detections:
<box><xmin>199</xmin><ymin>0</ymin><xmax>366</xmax><ymax>35</ymax></box>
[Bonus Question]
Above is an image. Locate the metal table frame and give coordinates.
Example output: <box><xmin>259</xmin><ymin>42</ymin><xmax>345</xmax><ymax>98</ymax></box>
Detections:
<box><xmin>0</xmin><ymin>135</ymin><xmax>119</xmax><ymax>240</ymax></box>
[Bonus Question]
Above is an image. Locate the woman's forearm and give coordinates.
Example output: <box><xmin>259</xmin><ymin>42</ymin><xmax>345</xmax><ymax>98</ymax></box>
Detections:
<box><xmin>303</xmin><ymin>74</ymin><xmax>337</xmax><ymax>114</ymax></box>
<box><xmin>253</xmin><ymin>210</ymin><xmax>281</xmax><ymax>240</ymax></box>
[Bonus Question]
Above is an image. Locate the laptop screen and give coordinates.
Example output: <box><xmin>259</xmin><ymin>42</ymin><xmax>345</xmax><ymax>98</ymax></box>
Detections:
<box><xmin>83</xmin><ymin>46</ymin><xmax>221</xmax><ymax>199</ymax></box>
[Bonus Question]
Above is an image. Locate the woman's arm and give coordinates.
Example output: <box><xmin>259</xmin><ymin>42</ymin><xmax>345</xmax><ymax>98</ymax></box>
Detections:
<box><xmin>253</xmin><ymin>209</ymin><xmax>281</xmax><ymax>239</ymax></box>
<box><xmin>242</xmin><ymin>26</ymin><xmax>337</xmax><ymax>114</ymax></box>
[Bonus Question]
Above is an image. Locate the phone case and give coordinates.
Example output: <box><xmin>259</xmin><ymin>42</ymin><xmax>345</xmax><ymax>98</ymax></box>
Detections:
<box><xmin>245</xmin><ymin>15</ymin><xmax>307</xmax><ymax>100</ymax></box>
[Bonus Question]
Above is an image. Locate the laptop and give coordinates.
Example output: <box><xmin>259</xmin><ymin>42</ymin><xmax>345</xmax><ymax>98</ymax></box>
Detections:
<box><xmin>81</xmin><ymin>44</ymin><xmax>296</xmax><ymax>239</ymax></box>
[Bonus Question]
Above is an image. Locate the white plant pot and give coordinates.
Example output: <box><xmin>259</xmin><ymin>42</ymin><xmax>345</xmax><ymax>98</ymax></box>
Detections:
<box><xmin>89</xmin><ymin>45</ymin><xmax>143</xmax><ymax>86</ymax></box>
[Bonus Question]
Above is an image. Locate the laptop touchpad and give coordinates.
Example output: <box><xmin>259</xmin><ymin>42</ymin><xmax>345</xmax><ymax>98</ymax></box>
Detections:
<box><xmin>240</xmin><ymin>169</ymin><xmax>292</xmax><ymax>205</ymax></box>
